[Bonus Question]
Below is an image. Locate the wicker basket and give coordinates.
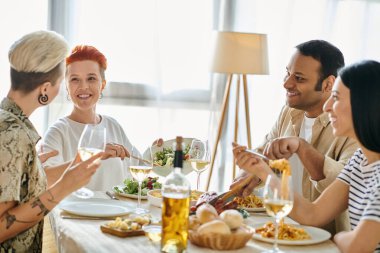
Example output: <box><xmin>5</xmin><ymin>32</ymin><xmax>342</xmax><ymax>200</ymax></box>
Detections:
<box><xmin>188</xmin><ymin>226</ymin><xmax>253</xmax><ymax>250</ymax></box>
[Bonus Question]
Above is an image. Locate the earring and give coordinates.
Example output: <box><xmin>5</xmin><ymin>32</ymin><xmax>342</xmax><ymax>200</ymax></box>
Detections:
<box><xmin>99</xmin><ymin>92</ymin><xmax>103</xmax><ymax>99</ymax></box>
<box><xmin>66</xmin><ymin>93</ymin><xmax>71</xmax><ymax>101</ymax></box>
<box><xmin>38</xmin><ymin>94</ymin><xmax>49</xmax><ymax>105</ymax></box>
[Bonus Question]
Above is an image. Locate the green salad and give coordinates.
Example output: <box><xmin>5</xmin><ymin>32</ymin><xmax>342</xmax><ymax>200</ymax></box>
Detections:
<box><xmin>154</xmin><ymin>145</ymin><xmax>190</xmax><ymax>166</ymax></box>
<box><xmin>114</xmin><ymin>177</ymin><xmax>161</xmax><ymax>196</ymax></box>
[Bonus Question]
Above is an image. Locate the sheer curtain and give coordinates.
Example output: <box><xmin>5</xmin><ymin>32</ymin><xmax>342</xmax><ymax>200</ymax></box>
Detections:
<box><xmin>47</xmin><ymin>0</ymin><xmax>215</xmax><ymax>153</ymax></box>
<box><xmin>208</xmin><ymin>0</ymin><xmax>380</xmax><ymax>191</ymax></box>
<box><xmin>0</xmin><ymin>0</ymin><xmax>48</xmax><ymax>133</ymax></box>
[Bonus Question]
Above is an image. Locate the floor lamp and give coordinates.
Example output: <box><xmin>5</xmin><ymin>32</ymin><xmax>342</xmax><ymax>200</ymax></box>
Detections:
<box><xmin>206</xmin><ymin>31</ymin><xmax>269</xmax><ymax>191</ymax></box>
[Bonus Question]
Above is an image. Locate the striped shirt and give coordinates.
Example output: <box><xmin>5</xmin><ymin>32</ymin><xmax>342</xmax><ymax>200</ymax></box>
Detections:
<box><xmin>338</xmin><ymin>149</ymin><xmax>380</xmax><ymax>252</ymax></box>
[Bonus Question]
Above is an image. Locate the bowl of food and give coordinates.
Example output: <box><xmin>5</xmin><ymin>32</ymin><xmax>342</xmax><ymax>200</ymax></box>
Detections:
<box><xmin>147</xmin><ymin>189</ymin><xmax>162</xmax><ymax>207</ymax></box>
<box><xmin>148</xmin><ymin>138</ymin><xmax>194</xmax><ymax>177</ymax></box>
<box><xmin>147</xmin><ymin>189</ymin><xmax>204</xmax><ymax>208</ymax></box>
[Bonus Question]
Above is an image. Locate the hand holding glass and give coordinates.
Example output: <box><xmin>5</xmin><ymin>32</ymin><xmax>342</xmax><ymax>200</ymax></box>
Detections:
<box><xmin>263</xmin><ymin>174</ymin><xmax>294</xmax><ymax>253</ymax></box>
<box><xmin>189</xmin><ymin>140</ymin><xmax>210</xmax><ymax>190</ymax></box>
<box><xmin>129</xmin><ymin>146</ymin><xmax>153</xmax><ymax>214</ymax></box>
<box><xmin>74</xmin><ymin>124</ymin><xmax>106</xmax><ymax>199</ymax></box>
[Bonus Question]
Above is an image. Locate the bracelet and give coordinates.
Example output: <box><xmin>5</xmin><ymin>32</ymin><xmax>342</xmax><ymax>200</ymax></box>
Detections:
<box><xmin>46</xmin><ymin>189</ymin><xmax>59</xmax><ymax>204</ymax></box>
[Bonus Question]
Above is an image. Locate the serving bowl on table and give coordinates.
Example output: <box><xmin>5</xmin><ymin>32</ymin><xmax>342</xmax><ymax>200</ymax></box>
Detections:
<box><xmin>147</xmin><ymin>138</ymin><xmax>195</xmax><ymax>177</ymax></box>
<box><xmin>147</xmin><ymin>189</ymin><xmax>203</xmax><ymax>208</ymax></box>
<box><xmin>147</xmin><ymin>189</ymin><xmax>162</xmax><ymax>207</ymax></box>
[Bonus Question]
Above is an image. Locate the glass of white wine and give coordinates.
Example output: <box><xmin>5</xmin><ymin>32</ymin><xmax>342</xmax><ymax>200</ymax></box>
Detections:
<box><xmin>75</xmin><ymin>124</ymin><xmax>106</xmax><ymax>199</ymax></box>
<box><xmin>189</xmin><ymin>139</ymin><xmax>210</xmax><ymax>190</ymax></box>
<box><xmin>263</xmin><ymin>174</ymin><xmax>294</xmax><ymax>253</ymax></box>
<box><xmin>129</xmin><ymin>146</ymin><xmax>153</xmax><ymax>214</ymax></box>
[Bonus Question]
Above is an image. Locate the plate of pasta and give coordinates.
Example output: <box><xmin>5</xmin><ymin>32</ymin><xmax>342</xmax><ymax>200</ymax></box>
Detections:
<box><xmin>252</xmin><ymin>222</ymin><xmax>331</xmax><ymax>245</ymax></box>
<box><xmin>234</xmin><ymin>195</ymin><xmax>265</xmax><ymax>212</ymax></box>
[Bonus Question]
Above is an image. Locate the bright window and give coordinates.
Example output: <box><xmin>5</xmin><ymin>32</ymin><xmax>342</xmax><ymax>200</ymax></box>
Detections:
<box><xmin>68</xmin><ymin>0</ymin><xmax>213</xmax><ymax>94</ymax></box>
<box><xmin>0</xmin><ymin>0</ymin><xmax>48</xmax><ymax>133</ymax></box>
<box><xmin>48</xmin><ymin>0</ymin><xmax>215</xmax><ymax>152</ymax></box>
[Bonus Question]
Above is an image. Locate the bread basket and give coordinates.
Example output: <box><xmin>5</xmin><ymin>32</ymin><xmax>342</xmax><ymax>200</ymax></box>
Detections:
<box><xmin>188</xmin><ymin>225</ymin><xmax>253</xmax><ymax>250</ymax></box>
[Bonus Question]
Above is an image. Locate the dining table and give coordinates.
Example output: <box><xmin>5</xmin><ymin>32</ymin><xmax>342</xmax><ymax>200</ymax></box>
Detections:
<box><xmin>49</xmin><ymin>191</ymin><xmax>340</xmax><ymax>253</ymax></box>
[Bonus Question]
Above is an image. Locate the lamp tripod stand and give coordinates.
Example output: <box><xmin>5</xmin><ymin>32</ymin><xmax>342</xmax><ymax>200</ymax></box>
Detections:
<box><xmin>205</xmin><ymin>73</ymin><xmax>252</xmax><ymax>191</ymax></box>
<box><xmin>205</xmin><ymin>31</ymin><xmax>268</xmax><ymax>191</ymax></box>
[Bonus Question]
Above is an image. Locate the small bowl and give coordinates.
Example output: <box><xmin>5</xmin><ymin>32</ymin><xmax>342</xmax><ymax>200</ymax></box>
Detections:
<box><xmin>142</xmin><ymin>225</ymin><xmax>162</xmax><ymax>243</ymax></box>
<box><xmin>147</xmin><ymin>189</ymin><xmax>203</xmax><ymax>208</ymax></box>
<box><xmin>147</xmin><ymin>189</ymin><xmax>162</xmax><ymax>207</ymax></box>
<box><xmin>188</xmin><ymin>226</ymin><xmax>254</xmax><ymax>250</ymax></box>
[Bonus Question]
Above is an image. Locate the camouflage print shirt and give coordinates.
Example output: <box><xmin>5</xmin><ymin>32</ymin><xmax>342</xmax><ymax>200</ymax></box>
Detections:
<box><xmin>0</xmin><ymin>97</ymin><xmax>47</xmax><ymax>253</ymax></box>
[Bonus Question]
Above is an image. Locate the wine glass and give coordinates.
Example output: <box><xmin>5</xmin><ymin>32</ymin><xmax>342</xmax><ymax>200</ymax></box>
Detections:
<box><xmin>189</xmin><ymin>140</ymin><xmax>210</xmax><ymax>190</ymax></box>
<box><xmin>263</xmin><ymin>174</ymin><xmax>294</xmax><ymax>253</ymax></box>
<box><xmin>74</xmin><ymin>124</ymin><xmax>106</xmax><ymax>199</ymax></box>
<box><xmin>129</xmin><ymin>146</ymin><xmax>153</xmax><ymax>214</ymax></box>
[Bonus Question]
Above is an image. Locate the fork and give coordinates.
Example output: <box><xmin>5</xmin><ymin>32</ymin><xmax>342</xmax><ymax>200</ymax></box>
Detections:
<box><xmin>245</xmin><ymin>149</ymin><xmax>270</xmax><ymax>161</ymax></box>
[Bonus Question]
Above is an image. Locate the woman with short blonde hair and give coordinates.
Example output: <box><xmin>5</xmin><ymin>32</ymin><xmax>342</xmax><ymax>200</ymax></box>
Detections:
<box><xmin>0</xmin><ymin>31</ymin><xmax>103</xmax><ymax>252</ymax></box>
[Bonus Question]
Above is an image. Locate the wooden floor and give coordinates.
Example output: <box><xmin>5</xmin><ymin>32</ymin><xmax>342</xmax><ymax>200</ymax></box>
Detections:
<box><xmin>42</xmin><ymin>216</ymin><xmax>58</xmax><ymax>253</ymax></box>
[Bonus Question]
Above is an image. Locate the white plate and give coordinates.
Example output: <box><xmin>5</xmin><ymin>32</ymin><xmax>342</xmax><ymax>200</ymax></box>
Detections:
<box><xmin>252</xmin><ymin>223</ymin><xmax>331</xmax><ymax>245</ymax></box>
<box><xmin>149</xmin><ymin>138</ymin><xmax>195</xmax><ymax>177</ymax></box>
<box><xmin>59</xmin><ymin>198</ymin><xmax>133</xmax><ymax>217</ymax></box>
<box><xmin>245</xmin><ymin>207</ymin><xmax>266</xmax><ymax>212</ymax></box>
<box><xmin>113</xmin><ymin>186</ymin><xmax>148</xmax><ymax>200</ymax></box>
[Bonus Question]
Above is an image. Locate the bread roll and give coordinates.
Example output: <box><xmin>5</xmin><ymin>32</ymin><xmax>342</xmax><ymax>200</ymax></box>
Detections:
<box><xmin>220</xmin><ymin>209</ymin><xmax>243</xmax><ymax>229</ymax></box>
<box><xmin>197</xmin><ymin>220</ymin><xmax>231</xmax><ymax>235</ymax></box>
<box><xmin>189</xmin><ymin>215</ymin><xmax>201</xmax><ymax>230</ymax></box>
<box><xmin>196</xmin><ymin>204</ymin><xmax>218</xmax><ymax>224</ymax></box>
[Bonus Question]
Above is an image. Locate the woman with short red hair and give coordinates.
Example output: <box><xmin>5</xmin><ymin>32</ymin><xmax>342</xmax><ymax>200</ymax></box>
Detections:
<box><xmin>43</xmin><ymin>45</ymin><xmax>136</xmax><ymax>191</ymax></box>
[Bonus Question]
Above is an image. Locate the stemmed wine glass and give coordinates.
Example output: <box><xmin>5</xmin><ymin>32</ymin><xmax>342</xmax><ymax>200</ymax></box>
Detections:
<box><xmin>189</xmin><ymin>140</ymin><xmax>210</xmax><ymax>190</ymax></box>
<box><xmin>74</xmin><ymin>124</ymin><xmax>106</xmax><ymax>199</ymax></box>
<box><xmin>129</xmin><ymin>146</ymin><xmax>153</xmax><ymax>214</ymax></box>
<box><xmin>263</xmin><ymin>174</ymin><xmax>294</xmax><ymax>253</ymax></box>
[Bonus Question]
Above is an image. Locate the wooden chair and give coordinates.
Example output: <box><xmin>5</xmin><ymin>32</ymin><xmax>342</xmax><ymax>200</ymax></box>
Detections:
<box><xmin>42</xmin><ymin>216</ymin><xmax>58</xmax><ymax>253</ymax></box>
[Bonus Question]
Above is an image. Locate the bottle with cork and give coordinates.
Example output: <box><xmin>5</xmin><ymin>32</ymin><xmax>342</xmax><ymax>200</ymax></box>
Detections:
<box><xmin>161</xmin><ymin>136</ymin><xmax>191</xmax><ymax>253</ymax></box>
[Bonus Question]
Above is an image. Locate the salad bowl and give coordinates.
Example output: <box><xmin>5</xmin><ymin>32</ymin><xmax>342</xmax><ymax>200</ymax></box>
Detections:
<box><xmin>147</xmin><ymin>138</ymin><xmax>195</xmax><ymax>177</ymax></box>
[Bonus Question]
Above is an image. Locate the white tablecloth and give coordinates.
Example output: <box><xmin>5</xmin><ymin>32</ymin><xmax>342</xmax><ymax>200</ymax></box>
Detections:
<box><xmin>49</xmin><ymin>192</ymin><xmax>340</xmax><ymax>253</ymax></box>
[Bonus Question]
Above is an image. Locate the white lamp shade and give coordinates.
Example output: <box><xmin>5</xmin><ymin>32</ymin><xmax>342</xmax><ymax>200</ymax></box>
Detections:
<box><xmin>211</xmin><ymin>31</ymin><xmax>269</xmax><ymax>75</ymax></box>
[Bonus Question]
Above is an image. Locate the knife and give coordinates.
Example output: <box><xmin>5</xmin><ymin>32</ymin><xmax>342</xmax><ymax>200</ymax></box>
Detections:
<box><xmin>106</xmin><ymin>191</ymin><xmax>119</xmax><ymax>200</ymax></box>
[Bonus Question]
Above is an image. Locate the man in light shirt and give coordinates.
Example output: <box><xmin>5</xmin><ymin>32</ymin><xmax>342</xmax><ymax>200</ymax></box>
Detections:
<box><xmin>232</xmin><ymin>40</ymin><xmax>358</xmax><ymax>234</ymax></box>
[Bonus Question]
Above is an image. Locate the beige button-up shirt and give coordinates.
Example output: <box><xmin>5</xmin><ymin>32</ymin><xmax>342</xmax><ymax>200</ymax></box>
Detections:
<box><xmin>0</xmin><ymin>97</ymin><xmax>46</xmax><ymax>252</ymax></box>
<box><xmin>257</xmin><ymin>106</ymin><xmax>358</xmax><ymax>234</ymax></box>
